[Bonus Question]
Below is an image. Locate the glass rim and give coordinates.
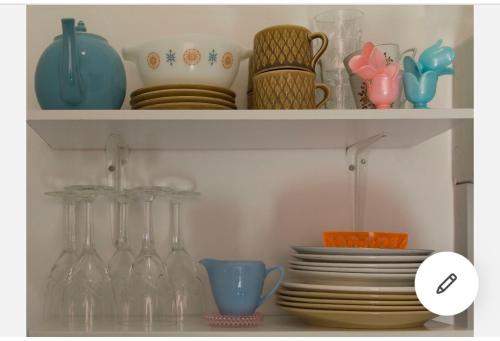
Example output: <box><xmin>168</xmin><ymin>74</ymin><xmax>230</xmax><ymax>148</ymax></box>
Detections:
<box><xmin>314</xmin><ymin>8</ymin><xmax>365</xmax><ymax>23</ymax></box>
<box><xmin>44</xmin><ymin>190</ymin><xmax>82</xmax><ymax>200</ymax></box>
<box><xmin>344</xmin><ymin>42</ymin><xmax>399</xmax><ymax>59</ymax></box>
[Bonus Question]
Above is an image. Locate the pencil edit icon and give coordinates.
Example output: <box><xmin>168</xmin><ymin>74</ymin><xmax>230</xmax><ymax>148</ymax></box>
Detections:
<box><xmin>436</xmin><ymin>273</ymin><xmax>457</xmax><ymax>294</ymax></box>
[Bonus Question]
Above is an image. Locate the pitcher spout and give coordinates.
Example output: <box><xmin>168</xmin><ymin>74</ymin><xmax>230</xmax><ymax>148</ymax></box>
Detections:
<box><xmin>199</xmin><ymin>258</ymin><xmax>220</xmax><ymax>274</ymax></box>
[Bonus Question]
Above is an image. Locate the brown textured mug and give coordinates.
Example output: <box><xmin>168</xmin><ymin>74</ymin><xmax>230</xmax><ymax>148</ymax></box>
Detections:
<box><xmin>253</xmin><ymin>24</ymin><xmax>328</xmax><ymax>75</ymax></box>
<box><xmin>253</xmin><ymin>69</ymin><xmax>330</xmax><ymax>109</ymax></box>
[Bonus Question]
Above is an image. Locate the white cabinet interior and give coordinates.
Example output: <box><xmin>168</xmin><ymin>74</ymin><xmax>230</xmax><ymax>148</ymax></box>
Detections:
<box><xmin>26</xmin><ymin>4</ymin><xmax>473</xmax><ymax>336</ymax></box>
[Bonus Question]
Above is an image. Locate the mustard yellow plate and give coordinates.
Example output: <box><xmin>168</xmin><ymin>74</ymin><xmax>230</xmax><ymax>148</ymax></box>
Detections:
<box><xmin>131</xmin><ymin>84</ymin><xmax>236</xmax><ymax>98</ymax></box>
<box><xmin>278</xmin><ymin>305</ymin><xmax>436</xmax><ymax>329</ymax></box>
<box><xmin>137</xmin><ymin>102</ymin><xmax>233</xmax><ymax>110</ymax></box>
<box><xmin>130</xmin><ymin>88</ymin><xmax>235</xmax><ymax>104</ymax></box>
<box><xmin>277</xmin><ymin>294</ymin><xmax>422</xmax><ymax>306</ymax></box>
<box><xmin>276</xmin><ymin>299</ymin><xmax>426</xmax><ymax>311</ymax></box>
<box><xmin>132</xmin><ymin>95</ymin><xmax>236</xmax><ymax>109</ymax></box>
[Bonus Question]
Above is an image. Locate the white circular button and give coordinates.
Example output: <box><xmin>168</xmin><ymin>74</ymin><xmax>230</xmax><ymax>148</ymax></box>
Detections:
<box><xmin>415</xmin><ymin>251</ymin><xmax>478</xmax><ymax>316</ymax></box>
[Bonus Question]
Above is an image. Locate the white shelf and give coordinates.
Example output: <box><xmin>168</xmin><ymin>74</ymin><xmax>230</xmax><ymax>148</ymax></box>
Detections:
<box><xmin>28</xmin><ymin>315</ymin><xmax>472</xmax><ymax>337</ymax></box>
<box><xmin>27</xmin><ymin>109</ymin><xmax>473</xmax><ymax>150</ymax></box>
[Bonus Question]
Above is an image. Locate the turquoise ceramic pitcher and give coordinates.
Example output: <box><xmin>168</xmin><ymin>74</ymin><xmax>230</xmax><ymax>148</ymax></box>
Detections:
<box><xmin>200</xmin><ymin>258</ymin><xmax>284</xmax><ymax>316</ymax></box>
<box><xmin>35</xmin><ymin>18</ymin><xmax>126</xmax><ymax>109</ymax></box>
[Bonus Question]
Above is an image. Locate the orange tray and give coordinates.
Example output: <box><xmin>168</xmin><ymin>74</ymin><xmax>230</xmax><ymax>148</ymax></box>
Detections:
<box><xmin>323</xmin><ymin>231</ymin><xmax>408</xmax><ymax>249</ymax></box>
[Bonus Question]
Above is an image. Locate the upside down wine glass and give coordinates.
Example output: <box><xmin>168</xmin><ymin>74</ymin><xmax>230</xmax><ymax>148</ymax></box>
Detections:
<box><xmin>43</xmin><ymin>190</ymin><xmax>80</xmax><ymax>321</ymax></box>
<box><xmin>62</xmin><ymin>185</ymin><xmax>115</xmax><ymax>328</ymax></box>
<box><xmin>106</xmin><ymin>190</ymin><xmax>135</xmax><ymax>323</ymax></box>
<box><xmin>127</xmin><ymin>187</ymin><xmax>174</xmax><ymax>327</ymax></box>
<box><xmin>164</xmin><ymin>190</ymin><xmax>205</xmax><ymax>322</ymax></box>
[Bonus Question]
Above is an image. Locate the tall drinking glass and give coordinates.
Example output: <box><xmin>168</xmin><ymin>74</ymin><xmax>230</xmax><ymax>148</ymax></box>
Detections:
<box><xmin>163</xmin><ymin>190</ymin><xmax>205</xmax><ymax>322</ymax></box>
<box><xmin>62</xmin><ymin>185</ymin><xmax>115</xmax><ymax>329</ymax></box>
<box><xmin>127</xmin><ymin>186</ymin><xmax>174</xmax><ymax>328</ymax></box>
<box><xmin>43</xmin><ymin>190</ymin><xmax>80</xmax><ymax>321</ymax></box>
<box><xmin>314</xmin><ymin>9</ymin><xmax>364</xmax><ymax>109</ymax></box>
<box><xmin>106</xmin><ymin>190</ymin><xmax>135</xmax><ymax>323</ymax></box>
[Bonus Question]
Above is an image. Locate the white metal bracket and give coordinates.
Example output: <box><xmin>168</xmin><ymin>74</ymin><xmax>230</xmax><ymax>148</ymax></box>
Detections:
<box><xmin>105</xmin><ymin>134</ymin><xmax>130</xmax><ymax>247</ymax></box>
<box><xmin>345</xmin><ymin>133</ymin><xmax>386</xmax><ymax>232</ymax></box>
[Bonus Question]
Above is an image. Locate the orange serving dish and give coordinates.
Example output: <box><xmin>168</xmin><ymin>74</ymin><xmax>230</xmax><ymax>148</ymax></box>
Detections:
<box><xmin>323</xmin><ymin>231</ymin><xmax>408</xmax><ymax>249</ymax></box>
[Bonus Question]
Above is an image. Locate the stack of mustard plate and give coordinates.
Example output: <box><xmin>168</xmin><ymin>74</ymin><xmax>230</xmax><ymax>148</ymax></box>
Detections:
<box><xmin>277</xmin><ymin>282</ymin><xmax>436</xmax><ymax>329</ymax></box>
<box><xmin>130</xmin><ymin>84</ymin><xmax>237</xmax><ymax>110</ymax></box>
<box><xmin>289</xmin><ymin>246</ymin><xmax>433</xmax><ymax>286</ymax></box>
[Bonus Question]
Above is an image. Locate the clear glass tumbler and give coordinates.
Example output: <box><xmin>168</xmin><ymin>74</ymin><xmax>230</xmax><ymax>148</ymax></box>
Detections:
<box><xmin>314</xmin><ymin>9</ymin><xmax>364</xmax><ymax>109</ymax></box>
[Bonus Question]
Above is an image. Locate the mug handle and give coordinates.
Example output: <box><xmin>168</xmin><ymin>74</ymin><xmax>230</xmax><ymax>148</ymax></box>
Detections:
<box><xmin>308</xmin><ymin>32</ymin><xmax>328</xmax><ymax>70</ymax></box>
<box><xmin>258</xmin><ymin>265</ymin><xmax>285</xmax><ymax>307</ymax></box>
<box><xmin>401</xmin><ymin>48</ymin><xmax>417</xmax><ymax>59</ymax></box>
<box><xmin>315</xmin><ymin>83</ymin><xmax>331</xmax><ymax>108</ymax></box>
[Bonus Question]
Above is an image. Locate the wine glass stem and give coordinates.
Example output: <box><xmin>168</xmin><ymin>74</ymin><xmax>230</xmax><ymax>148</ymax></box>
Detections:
<box><xmin>117</xmin><ymin>201</ymin><xmax>129</xmax><ymax>248</ymax></box>
<box><xmin>142</xmin><ymin>199</ymin><xmax>155</xmax><ymax>249</ymax></box>
<box><xmin>65</xmin><ymin>198</ymin><xmax>77</xmax><ymax>252</ymax></box>
<box><xmin>83</xmin><ymin>200</ymin><xmax>94</xmax><ymax>250</ymax></box>
<box><xmin>170</xmin><ymin>201</ymin><xmax>184</xmax><ymax>250</ymax></box>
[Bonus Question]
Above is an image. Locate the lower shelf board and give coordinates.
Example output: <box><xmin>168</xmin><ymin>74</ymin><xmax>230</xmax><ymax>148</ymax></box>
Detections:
<box><xmin>29</xmin><ymin>315</ymin><xmax>472</xmax><ymax>336</ymax></box>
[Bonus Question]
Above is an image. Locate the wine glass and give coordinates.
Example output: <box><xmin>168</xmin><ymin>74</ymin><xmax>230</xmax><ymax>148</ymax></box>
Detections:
<box><xmin>62</xmin><ymin>185</ymin><xmax>116</xmax><ymax>329</ymax></box>
<box><xmin>105</xmin><ymin>189</ymin><xmax>135</xmax><ymax>323</ymax></box>
<box><xmin>163</xmin><ymin>189</ymin><xmax>205</xmax><ymax>322</ymax></box>
<box><xmin>43</xmin><ymin>190</ymin><xmax>81</xmax><ymax>321</ymax></box>
<box><xmin>127</xmin><ymin>186</ymin><xmax>174</xmax><ymax>327</ymax></box>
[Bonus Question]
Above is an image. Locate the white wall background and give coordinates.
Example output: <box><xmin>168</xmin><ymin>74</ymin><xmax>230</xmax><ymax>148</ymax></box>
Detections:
<box><xmin>26</xmin><ymin>4</ymin><xmax>472</xmax><ymax>331</ymax></box>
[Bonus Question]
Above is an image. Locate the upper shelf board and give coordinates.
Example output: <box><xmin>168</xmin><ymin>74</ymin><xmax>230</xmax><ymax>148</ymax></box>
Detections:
<box><xmin>27</xmin><ymin>109</ymin><xmax>473</xmax><ymax>151</ymax></box>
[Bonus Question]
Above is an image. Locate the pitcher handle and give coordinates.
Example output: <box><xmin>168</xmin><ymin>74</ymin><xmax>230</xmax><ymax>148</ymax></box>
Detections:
<box><xmin>258</xmin><ymin>265</ymin><xmax>285</xmax><ymax>307</ymax></box>
<box><xmin>401</xmin><ymin>48</ymin><xmax>417</xmax><ymax>59</ymax></box>
<box><xmin>315</xmin><ymin>83</ymin><xmax>331</xmax><ymax>108</ymax></box>
<box><xmin>308</xmin><ymin>32</ymin><xmax>328</xmax><ymax>70</ymax></box>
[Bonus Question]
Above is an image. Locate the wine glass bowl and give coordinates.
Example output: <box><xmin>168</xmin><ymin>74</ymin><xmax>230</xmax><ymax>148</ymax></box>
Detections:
<box><xmin>126</xmin><ymin>186</ymin><xmax>175</xmax><ymax>325</ymax></box>
<box><xmin>43</xmin><ymin>190</ymin><xmax>81</xmax><ymax>321</ymax></box>
<box><xmin>61</xmin><ymin>185</ymin><xmax>116</xmax><ymax>327</ymax></box>
<box><xmin>163</xmin><ymin>189</ymin><xmax>205</xmax><ymax>321</ymax></box>
<box><xmin>105</xmin><ymin>189</ymin><xmax>135</xmax><ymax>323</ymax></box>
<box><xmin>165</xmin><ymin>249</ymin><xmax>205</xmax><ymax>320</ymax></box>
<box><xmin>127</xmin><ymin>249</ymin><xmax>173</xmax><ymax>325</ymax></box>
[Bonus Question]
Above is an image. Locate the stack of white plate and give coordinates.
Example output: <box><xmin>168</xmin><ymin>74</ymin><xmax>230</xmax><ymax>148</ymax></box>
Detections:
<box><xmin>289</xmin><ymin>246</ymin><xmax>433</xmax><ymax>286</ymax></box>
<box><xmin>277</xmin><ymin>246</ymin><xmax>436</xmax><ymax>328</ymax></box>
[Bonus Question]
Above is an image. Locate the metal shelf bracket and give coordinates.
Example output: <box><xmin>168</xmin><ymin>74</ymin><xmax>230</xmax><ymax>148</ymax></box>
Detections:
<box><xmin>345</xmin><ymin>133</ymin><xmax>386</xmax><ymax>231</ymax></box>
<box><xmin>105</xmin><ymin>134</ymin><xmax>130</xmax><ymax>246</ymax></box>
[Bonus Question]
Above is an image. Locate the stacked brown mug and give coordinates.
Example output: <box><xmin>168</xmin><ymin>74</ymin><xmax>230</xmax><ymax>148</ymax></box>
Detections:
<box><xmin>249</xmin><ymin>24</ymin><xmax>330</xmax><ymax>110</ymax></box>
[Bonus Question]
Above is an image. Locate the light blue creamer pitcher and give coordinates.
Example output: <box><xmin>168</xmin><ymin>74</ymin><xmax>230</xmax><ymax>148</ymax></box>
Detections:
<box><xmin>200</xmin><ymin>259</ymin><xmax>284</xmax><ymax>316</ymax></box>
<box><xmin>35</xmin><ymin>18</ymin><xmax>126</xmax><ymax>109</ymax></box>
